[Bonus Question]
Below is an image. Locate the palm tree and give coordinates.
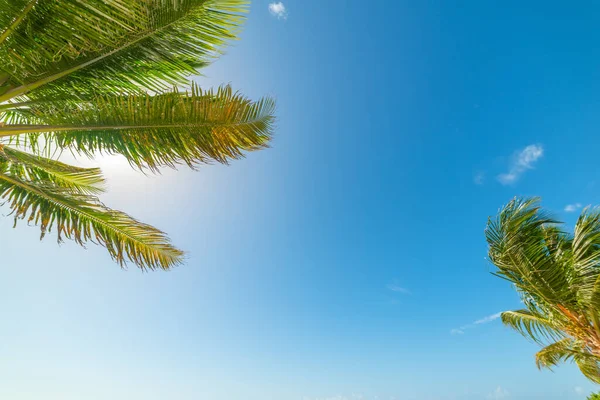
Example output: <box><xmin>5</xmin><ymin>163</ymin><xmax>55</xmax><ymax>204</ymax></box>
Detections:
<box><xmin>486</xmin><ymin>198</ymin><xmax>600</xmax><ymax>383</ymax></box>
<box><xmin>0</xmin><ymin>0</ymin><xmax>275</xmax><ymax>271</ymax></box>
<box><xmin>589</xmin><ymin>393</ymin><xmax>600</xmax><ymax>400</ymax></box>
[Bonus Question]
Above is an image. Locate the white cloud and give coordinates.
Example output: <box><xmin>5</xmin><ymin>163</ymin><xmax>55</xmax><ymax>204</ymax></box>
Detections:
<box><xmin>451</xmin><ymin>312</ymin><xmax>502</xmax><ymax>335</ymax></box>
<box><xmin>497</xmin><ymin>144</ymin><xmax>544</xmax><ymax>185</ymax></box>
<box><xmin>268</xmin><ymin>2</ymin><xmax>288</xmax><ymax>19</ymax></box>
<box><xmin>387</xmin><ymin>283</ymin><xmax>410</xmax><ymax>295</ymax></box>
<box><xmin>474</xmin><ymin>171</ymin><xmax>485</xmax><ymax>185</ymax></box>
<box><xmin>565</xmin><ymin>203</ymin><xmax>582</xmax><ymax>212</ymax></box>
<box><xmin>474</xmin><ymin>312</ymin><xmax>502</xmax><ymax>325</ymax></box>
<box><xmin>574</xmin><ymin>386</ymin><xmax>585</xmax><ymax>396</ymax></box>
<box><xmin>487</xmin><ymin>387</ymin><xmax>510</xmax><ymax>400</ymax></box>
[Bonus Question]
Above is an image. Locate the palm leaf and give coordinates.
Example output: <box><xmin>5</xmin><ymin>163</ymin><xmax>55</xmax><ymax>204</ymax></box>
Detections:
<box><xmin>535</xmin><ymin>338</ymin><xmax>577</xmax><ymax>370</ymax></box>
<box><xmin>489</xmin><ymin>198</ymin><xmax>600</xmax><ymax>384</ymax></box>
<box><xmin>486</xmin><ymin>198</ymin><xmax>576</xmax><ymax>307</ymax></box>
<box><xmin>501</xmin><ymin>309</ymin><xmax>565</xmax><ymax>345</ymax></box>
<box><xmin>572</xmin><ymin>209</ymin><xmax>600</xmax><ymax>302</ymax></box>
<box><xmin>535</xmin><ymin>338</ymin><xmax>600</xmax><ymax>383</ymax></box>
<box><xmin>0</xmin><ymin>165</ymin><xmax>183</xmax><ymax>270</ymax></box>
<box><xmin>0</xmin><ymin>0</ymin><xmax>247</xmax><ymax>101</ymax></box>
<box><xmin>575</xmin><ymin>354</ymin><xmax>600</xmax><ymax>384</ymax></box>
<box><xmin>1</xmin><ymin>85</ymin><xmax>275</xmax><ymax>171</ymax></box>
<box><xmin>0</xmin><ymin>145</ymin><xmax>105</xmax><ymax>194</ymax></box>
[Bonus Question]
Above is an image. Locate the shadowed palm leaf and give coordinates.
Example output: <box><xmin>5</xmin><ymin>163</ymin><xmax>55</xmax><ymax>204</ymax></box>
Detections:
<box><xmin>487</xmin><ymin>198</ymin><xmax>600</xmax><ymax>383</ymax></box>
<box><xmin>0</xmin><ymin>0</ymin><xmax>275</xmax><ymax>270</ymax></box>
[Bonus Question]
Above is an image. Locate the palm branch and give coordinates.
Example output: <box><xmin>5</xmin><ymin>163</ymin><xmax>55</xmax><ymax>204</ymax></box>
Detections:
<box><xmin>487</xmin><ymin>198</ymin><xmax>600</xmax><ymax>383</ymax></box>
<box><xmin>0</xmin><ymin>0</ymin><xmax>275</xmax><ymax>270</ymax></box>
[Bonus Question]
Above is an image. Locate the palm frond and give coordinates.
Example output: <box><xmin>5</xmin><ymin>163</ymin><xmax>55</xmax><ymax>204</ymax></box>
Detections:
<box><xmin>0</xmin><ymin>145</ymin><xmax>105</xmax><ymax>194</ymax></box>
<box><xmin>575</xmin><ymin>353</ymin><xmax>600</xmax><ymax>384</ymax></box>
<box><xmin>2</xmin><ymin>85</ymin><xmax>275</xmax><ymax>171</ymax></box>
<box><xmin>501</xmin><ymin>309</ymin><xmax>565</xmax><ymax>345</ymax></box>
<box><xmin>0</xmin><ymin>0</ymin><xmax>37</xmax><ymax>45</ymax></box>
<box><xmin>572</xmin><ymin>209</ymin><xmax>600</xmax><ymax>302</ymax></box>
<box><xmin>486</xmin><ymin>197</ymin><xmax>576</xmax><ymax>307</ymax></box>
<box><xmin>535</xmin><ymin>338</ymin><xmax>600</xmax><ymax>383</ymax></box>
<box><xmin>0</xmin><ymin>0</ymin><xmax>247</xmax><ymax>101</ymax></box>
<box><xmin>535</xmin><ymin>338</ymin><xmax>577</xmax><ymax>370</ymax></box>
<box><xmin>0</xmin><ymin>165</ymin><xmax>183</xmax><ymax>270</ymax></box>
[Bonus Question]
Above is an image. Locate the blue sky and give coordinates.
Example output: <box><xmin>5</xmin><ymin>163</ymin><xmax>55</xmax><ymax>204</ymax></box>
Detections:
<box><xmin>2</xmin><ymin>1</ymin><xmax>600</xmax><ymax>399</ymax></box>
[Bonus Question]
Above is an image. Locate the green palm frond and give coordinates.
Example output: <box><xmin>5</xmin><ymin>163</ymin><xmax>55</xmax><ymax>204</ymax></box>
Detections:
<box><xmin>0</xmin><ymin>164</ymin><xmax>183</xmax><ymax>270</ymax></box>
<box><xmin>501</xmin><ymin>309</ymin><xmax>565</xmax><ymax>345</ymax></box>
<box><xmin>0</xmin><ymin>0</ymin><xmax>247</xmax><ymax>101</ymax></box>
<box><xmin>534</xmin><ymin>338</ymin><xmax>600</xmax><ymax>383</ymax></box>
<box><xmin>572</xmin><ymin>209</ymin><xmax>600</xmax><ymax>301</ymax></box>
<box><xmin>575</xmin><ymin>354</ymin><xmax>600</xmax><ymax>384</ymax></box>
<box><xmin>486</xmin><ymin>197</ymin><xmax>575</xmax><ymax>307</ymax></box>
<box><xmin>0</xmin><ymin>0</ymin><xmax>37</xmax><ymax>46</ymax></box>
<box><xmin>535</xmin><ymin>338</ymin><xmax>577</xmax><ymax>370</ymax></box>
<box><xmin>488</xmin><ymin>197</ymin><xmax>600</xmax><ymax>384</ymax></box>
<box><xmin>1</xmin><ymin>85</ymin><xmax>275</xmax><ymax>171</ymax></box>
<box><xmin>0</xmin><ymin>145</ymin><xmax>105</xmax><ymax>194</ymax></box>
<box><xmin>0</xmin><ymin>1</ymin><xmax>276</xmax><ymax>271</ymax></box>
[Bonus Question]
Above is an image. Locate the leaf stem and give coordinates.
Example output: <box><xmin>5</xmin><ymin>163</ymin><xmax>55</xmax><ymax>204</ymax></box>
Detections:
<box><xmin>0</xmin><ymin>0</ymin><xmax>38</xmax><ymax>45</ymax></box>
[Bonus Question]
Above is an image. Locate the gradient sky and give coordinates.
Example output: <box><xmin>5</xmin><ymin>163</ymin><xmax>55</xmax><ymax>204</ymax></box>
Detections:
<box><xmin>2</xmin><ymin>1</ymin><xmax>600</xmax><ymax>399</ymax></box>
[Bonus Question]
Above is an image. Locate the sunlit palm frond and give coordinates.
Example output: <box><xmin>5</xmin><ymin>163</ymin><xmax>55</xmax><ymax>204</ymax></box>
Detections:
<box><xmin>572</xmin><ymin>209</ymin><xmax>600</xmax><ymax>301</ymax></box>
<box><xmin>575</xmin><ymin>353</ymin><xmax>600</xmax><ymax>384</ymax></box>
<box><xmin>0</xmin><ymin>145</ymin><xmax>105</xmax><ymax>194</ymax></box>
<box><xmin>489</xmin><ymin>197</ymin><xmax>600</xmax><ymax>384</ymax></box>
<box><xmin>501</xmin><ymin>309</ymin><xmax>565</xmax><ymax>345</ymax></box>
<box><xmin>486</xmin><ymin>197</ymin><xmax>575</xmax><ymax>307</ymax></box>
<box><xmin>2</xmin><ymin>85</ymin><xmax>275</xmax><ymax>171</ymax></box>
<box><xmin>535</xmin><ymin>338</ymin><xmax>577</xmax><ymax>370</ymax></box>
<box><xmin>0</xmin><ymin>0</ymin><xmax>248</xmax><ymax>101</ymax></box>
<box><xmin>0</xmin><ymin>164</ymin><xmax>183</xmax><ymax>270</ymax></box>
<box><xmin>534</xmin><ymin>338</ymin><xmax>600</xmax><ymax>383</ymax></box>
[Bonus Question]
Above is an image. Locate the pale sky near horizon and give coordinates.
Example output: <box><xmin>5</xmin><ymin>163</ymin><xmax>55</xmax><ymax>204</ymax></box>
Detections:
<box><xmin>3</xmin><ymin>1</ymin><xmax>600</xmax><ymax>399</ymax></box>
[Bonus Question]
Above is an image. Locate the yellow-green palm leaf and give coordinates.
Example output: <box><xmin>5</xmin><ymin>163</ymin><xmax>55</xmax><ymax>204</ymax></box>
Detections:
<box><xmin>0</xmin><ymin>0</ymin><xmax>275</xmax><ymax>270</ymax></box>
<box><xmin>488</xmin><ymin>198</ymin><xmax>600</xmax><ymax>383</ymax></box>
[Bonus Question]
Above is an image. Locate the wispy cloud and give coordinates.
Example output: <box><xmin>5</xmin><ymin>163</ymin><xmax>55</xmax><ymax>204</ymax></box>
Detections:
<box><xmin>474</xmin><ymin>312</ymin><xmax>502</xmax><ymax>324</ymax></box>
<box><xmin>574</xmin><ymin>386</ymin><xmax>585</xmax><ymax>396</ymax></box>
<box><xmin>387</xmin><ymin>283</ymin><xmax>411</xmax><ymax>295</ymax></box>
<box><xmin>565</xmin><ymin>203</ymin><xmax>582</xmax><ymax>212</ymax></box>
<box><xmin>450</xmin><ymin>312</ymin><xmax>502</xmax><ymax>335</ymax></box>
<box><xmin>487</xmin><ymin>386</ymin><xmax>510</xmax><ymax>400</ymax></box>
<box><xmin>268</xmin><ymin>2</ymin><xmax>288</xmax><ymax>19</ymax></box>
<box><xmin>474</xmin><ymin>171</ymin><xmax>485</xmax><ymax>185</ymax></box>
<box><xmin>497</xmin><ymin>144</ymin><xmax>543</xmax><ymax>185</ymax></box>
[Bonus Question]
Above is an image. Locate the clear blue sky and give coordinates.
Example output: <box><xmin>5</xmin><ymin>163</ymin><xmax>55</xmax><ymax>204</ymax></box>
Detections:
<box><xmin>2</xmin><ymin>1</ymin><xmax>600</xmax><ymax>399</ymax></box>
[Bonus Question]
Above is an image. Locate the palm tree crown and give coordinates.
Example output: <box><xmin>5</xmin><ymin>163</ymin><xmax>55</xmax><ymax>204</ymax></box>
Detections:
<box><xmin>487</xmin><ymin>198</ymin><xmax>600</xmax><ymax>382</ymax></box>
<box><xmin>0</xmin><ymin>0</ymin><xmax>275</xmax><ymax>271</ymax></box>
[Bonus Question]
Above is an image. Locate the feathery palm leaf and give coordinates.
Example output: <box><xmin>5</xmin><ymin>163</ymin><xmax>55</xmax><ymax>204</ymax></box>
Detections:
<box><xmin>501</xmin><ymin>309</ymin><xmax>565</xmax><ymax>345</ymax></box>
<box><xmin>0</xmin><ymin>145</ymin><xmax>105</xmax><ymax>194</ymax></box>
<box><xmin>535</xmin><ymin>338</ymin><xmax>578</xmax><ymax>370</ymax></box>
<box><xmin>488</xmin><ymin>197</ymin><xmax>600</xmax><ymax>383</ymax></box>
<box><xmin>0</xmin><ymin>0</ymin><xmax>275</xmax><ymax>270</ymax></box>
<box><xmin>2</xmin><ymin>85</ymin><xmax>275</xmax><ymax>171</ymax></box>
<box><xmin>0</xmin><ymin>157</ymin><xmax>183</xmax><ymax>270</ymax></box>
<box><xmin>0</xmin><ymin>0</ymin><xmax>247</xmax><ymax>100</ymax></box>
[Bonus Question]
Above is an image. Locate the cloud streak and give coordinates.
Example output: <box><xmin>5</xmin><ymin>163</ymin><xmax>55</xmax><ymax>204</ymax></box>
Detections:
<box><xmin>487</xmin><ymin>386</ymin><xmax>510</xmax><ymax>399</ymax></box>
<box><xmin>268</xmin><ymin>2</ymin><xmax>288</xmax><ymax>19</ymax></box>
<box><xmin>451</xmin><ymin>312</ymin><xmax>502</xmax><ymax>335</ymax></box>
<box><xmin>565</xmin><ymin>203</ymin><xmax>582</xmax><ymax>212</ymax></box>
<box><xmin>387</xmin><ymin>283</ymin><xmax>411</xmax><ymax>295</ymax></box>
<box><xmin>497</xmin><ymin>144</ymin><xmax>543</xmax><ymax>185</ymax></box>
